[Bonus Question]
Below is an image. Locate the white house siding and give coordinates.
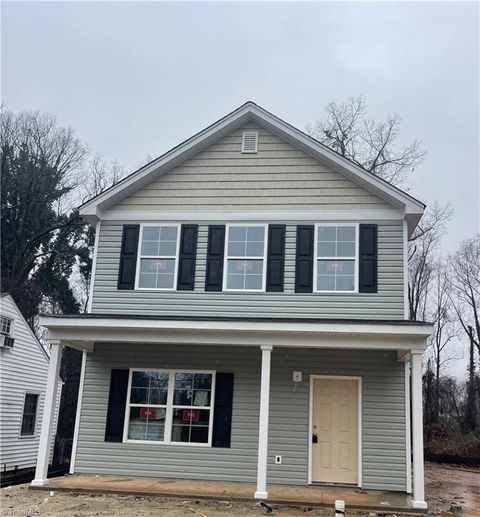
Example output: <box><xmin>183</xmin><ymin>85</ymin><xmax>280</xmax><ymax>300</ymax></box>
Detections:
<box><xmin>0</xmin><ymin>296</ymin><xmax>49</xmax><ymax>472</ymax></box>
<box><xmin>91</xmin><ymin>221</ymin><xmax>404</xmax><ymax>319</ymax></box>
<box><xmin>74</xmin><ymin>343</ymin><xmax>407</xmax><ymax>492</ymax></box>
<box><xmin>112</xmin><ymin>124</ymin><xmax>393</xmax><ymax>212</ymax></box>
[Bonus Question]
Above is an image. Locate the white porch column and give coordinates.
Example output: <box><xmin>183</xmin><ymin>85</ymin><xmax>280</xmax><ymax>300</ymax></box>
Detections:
<box><xmin>32</xmin><ymin>340</ymin><xmax>63</xmax><ymax>486</ymax></box>
<box><xmin>254</xmin><ymin>345</ymin><xmax>272</xmax><ymax>499</ymax></box>
<box><xmin>410</xmin><ymin>349</ymin><xmax>427</xmax><ymax>509</ymax></box>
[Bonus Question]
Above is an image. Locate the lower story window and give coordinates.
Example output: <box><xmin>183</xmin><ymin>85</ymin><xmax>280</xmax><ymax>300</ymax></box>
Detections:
<box><xmin>21</xmin><ymin>393</ymin><xmax>39</xmax><ymax>436</ymax></box>
<box><xmin>125</xmin><ymin>370</ymin><xmax>214</xmax><ymax>446</ymax></box>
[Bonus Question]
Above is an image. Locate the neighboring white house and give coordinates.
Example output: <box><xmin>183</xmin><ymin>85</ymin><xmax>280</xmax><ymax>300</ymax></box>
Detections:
<box><xmin>0</xmin><ymin>293</ymin><xmax>61</xmax><ymax>480</ymax></box>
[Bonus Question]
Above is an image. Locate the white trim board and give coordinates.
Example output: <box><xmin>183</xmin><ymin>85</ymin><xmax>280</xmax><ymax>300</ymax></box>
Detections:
<box><xmin>79</xmin><ymin>102</ymin><xmax>425</xmax><ymax>235</ymax></box>
<box><xmin>308</xmin><ymin>375</ymin><xmax>362</xmax><ymax>487</ymax></box>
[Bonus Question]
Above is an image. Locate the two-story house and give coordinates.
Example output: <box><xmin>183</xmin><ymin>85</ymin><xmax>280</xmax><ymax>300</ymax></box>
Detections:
<box><xmin>32</xmin><ymin>102</ymin><xmax>432</xmax><ymax>509</ymax></box>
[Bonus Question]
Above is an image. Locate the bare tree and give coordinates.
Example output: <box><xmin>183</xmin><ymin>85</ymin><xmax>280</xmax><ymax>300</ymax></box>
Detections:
<box><xmin>307</xmin><ymin>96</ymin><xmax>426</xmax><ymax>186</ymax></box>
<box><xmin>426</xmin><ymin>266</ymin><xmax>461</xmax><ymax>421</ymax></box>
<box><xmin>408</xmin><ymin>202</ymin><xmax>453</xmax><ymax>320</ymax></box>
<box><xmin>447</xmin><ymin>235</ymin><xmax>480</xmax><ymax>361</ymax></box>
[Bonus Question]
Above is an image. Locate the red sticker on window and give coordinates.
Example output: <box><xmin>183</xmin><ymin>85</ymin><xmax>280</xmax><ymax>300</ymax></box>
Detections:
<box><xmin>140</xmin><ymin>407</ymin><xmax>157</xmax><ymax>420</ymax></box>
<box><xmin>182</xmin><ymin>409</ymin><xmax>200</xmax><ymax>422</ymax></box>
<box><xmin>236</xmin><ymin>260</ymin><xmax>253</xmax><ymax>272</ymax></box>
<box><xmin>150</xmin><ymin>260</ymin><xmax>167</xmax><ymax>271</ymax></box>
<box><xmin>327</xmin><ymin>261</ymin><xmax>343</xmax><ymax>272</ymax></box>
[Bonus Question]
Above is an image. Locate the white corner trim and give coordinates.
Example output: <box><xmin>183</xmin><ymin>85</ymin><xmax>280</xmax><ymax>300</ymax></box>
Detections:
<box><xmin>69</xmin><ymin>350</ymin><xmax>87</xmax><ymax>474</ymax></box>
<box><xmin>411</xmin><ymin>352</ymin><xmax>426</xmax><ymax>509</ymax></box>
<box><xmin>87</xmin><ymin>221</ymin><xmax>101</xmax><ymax>313</ymax></box>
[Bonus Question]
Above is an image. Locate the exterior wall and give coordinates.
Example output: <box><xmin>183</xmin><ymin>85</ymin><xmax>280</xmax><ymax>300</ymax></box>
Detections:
<box><xmin>0</xmin><ymin>296</ymin><xmax>49</xmax><ymax>471</ymax></box>
<box><xmin>91</xmin><ymin>221</ymin><xmax>405</xmax><ymax>319</ymax></box>
<box><xmin>112</xmin><ymin>124</ymin><xmax>393</xmax><ymax>212</ymax></box>
<box><xmin>74</xmin><ymin>343</ymin><xmax>407</xmax><ymax>491</ymax></box>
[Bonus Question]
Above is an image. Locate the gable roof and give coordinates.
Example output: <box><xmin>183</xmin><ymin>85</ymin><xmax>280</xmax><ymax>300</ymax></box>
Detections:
<box><xmin>79</xmin><ymin>101</ymin><xmax>425</xmax><ymax>233</ymax></box>
<box><xmin>0</xmin><ymin>293</ymin><xmax>50</xmax><ymax>360</ymax></box>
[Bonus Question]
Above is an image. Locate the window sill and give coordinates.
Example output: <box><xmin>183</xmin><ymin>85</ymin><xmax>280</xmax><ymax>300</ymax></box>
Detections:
<box><xmin>124</xmin><ymin>439</ymin><xmax>211</xmax><ymax>447</ymax></box>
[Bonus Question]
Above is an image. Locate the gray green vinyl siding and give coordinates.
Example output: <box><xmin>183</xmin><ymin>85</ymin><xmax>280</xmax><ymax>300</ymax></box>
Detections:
<box><xmin>112</xmin><ymin>124</ymin><xmax>392</xmax><ymax>212</ymax></box>
<box><xmin>91</xmin><ymin>221</ymin><xmax>405</xmax><ymax>319</ymax></box>
<box><xmin>74</xmin><ymin>344</ymin><xmax>407</xmax><ymax>491</ymax></box>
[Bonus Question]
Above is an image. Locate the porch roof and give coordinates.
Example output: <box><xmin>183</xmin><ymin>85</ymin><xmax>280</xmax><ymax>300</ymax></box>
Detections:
<box><xmin>40</xmin><ymin>313</ymin><xmax>432</xmax><ymax>354</ymax></box>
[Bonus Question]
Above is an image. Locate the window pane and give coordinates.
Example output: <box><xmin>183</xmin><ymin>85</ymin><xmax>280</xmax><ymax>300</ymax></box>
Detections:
<box><xmin>336</xmin><ymin>275</ymin><xmax>355</xmax><ymax>291</ymax></box>
<box><xmin>226</xmin><ymin>259</ymin><xmax>263</xmax><ymax>290</ymax></box>
<box><xmin>171</xmin><ymin>408</ymin><xmax>210</xmax><ymax>444</ymax></box>
<box><xmin>158</xmin><ymin>240</ymin><xmax>177</xmax><ymax>256</ymax></box>
<box><xmin>139</xmin><ymin>259</ymin><xmax>175</xmax><ymax>289</ymax></box>
<box><xmin>141</xmin><ymin>226</ymin><xmax>177</xmax><ymax>257</ymax></box>
<box><xmin>317</xmin><ymin>260</ymin><xmax>355</xmax><ymax>292</ymax></box>
<box><xmin>127</xmin><ymin>407</ymin><xmax>166</xmax><ymax>441</ymax></box>
<box><xmin>246</xmin><ymin>241</ymin><xmax>264</xmax><ymax>257</ymax></box>
<box><xmin>161</xmin><ymin>226</ymin><xmax>178</xmax><ymax>241</ymax></box>
<box><xmin>317</xmin><ymin>241</ymin><xmax>335</xmax><ymax>257</ymax></box>
<box><xmin>228</xmin><ymin>242</ymin><xmax>246</xmax><ymax>256</ymax></box>
<box><xmin>227</xmin><ymin>226</ymin><xmax>265</xmax><ymax>258</ymax></box>
<box><xmin>318</xmin><ymin>227</ymin><xmax>336</xmax><ymax>241</ymax></box>
<box><xmin>142</xmin><ymin>227</ymin><xmax>160</xmax><ymax>241</ymax></box>
<box><xmin>337</xmin><ymin>226</ymin><xmax>355</xmax><ymax>241</ymax></box>
<box><xmin>131</xmin><ymin>371</ymin><xmax>168</xmax><ymax>405</ymax></box>
<box><xmin>229</xmin><ymin>227</ymin><xmax>246</xmax><ymax>241</ymax></box>
<box><xmin>246</xmin><ymin>227</ymin><xmax>265</xmax><ymax>241</ymax></box>
<box><xmin>0</xmin><ymin>316</ymin><xmax>12</xmax><ymax>335</ymax></box>
<box><xmin>337</xmin><ymin>242</ymin><xmax>355</xmax><ymax>257</ymax></box>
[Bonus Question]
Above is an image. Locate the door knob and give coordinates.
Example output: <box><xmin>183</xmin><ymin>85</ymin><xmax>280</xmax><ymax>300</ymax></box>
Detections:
<box><xmin>312</xmin><ymin>434</ymin><xmax>318</xmax><ymax>443</ymax></box>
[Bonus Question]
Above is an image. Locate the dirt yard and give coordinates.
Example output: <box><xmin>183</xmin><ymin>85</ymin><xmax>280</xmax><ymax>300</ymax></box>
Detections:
<box><xmin>0</xmin><ymin>463</ymin><xmax>478</xmax><ymax>517</ymax></box>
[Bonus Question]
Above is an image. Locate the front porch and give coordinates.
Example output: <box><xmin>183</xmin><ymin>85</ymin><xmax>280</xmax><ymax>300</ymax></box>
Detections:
<box><xmin>30</xmin><ymin>473</ymin><xmax>418</xmax><ymax>512</ymax></box>
<box><xmin>32</xmin><ymin>315</ymin><xmax>433</xmax><ymax>510</ymax></box>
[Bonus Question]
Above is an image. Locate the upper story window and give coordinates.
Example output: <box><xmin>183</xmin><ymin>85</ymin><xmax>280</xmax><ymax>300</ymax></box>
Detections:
<box><xmin>0</xmin><ymin>316</ymin><xmax>12</xmax><ymax>336</ymax></box>
<box><xmin>314</xmin><ymin>224</ymin><xmax>358</xmax><ymax>293</ymax></box>
<box><xmin>137</xmin><ymin>225</ymin><xmax>180</xmax><ymax>290</ymax></box>
<box><xmin>224</xmin><ymin>225</ymin><xmax>267</xmax><ymax>291</ymax></box>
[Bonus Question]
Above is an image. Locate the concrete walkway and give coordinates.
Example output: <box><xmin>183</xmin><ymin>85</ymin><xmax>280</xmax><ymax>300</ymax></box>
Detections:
<box><xmin>30</xmin><ymin>474</ymin><xmax>418</xmax><ymax>512</ymax></box>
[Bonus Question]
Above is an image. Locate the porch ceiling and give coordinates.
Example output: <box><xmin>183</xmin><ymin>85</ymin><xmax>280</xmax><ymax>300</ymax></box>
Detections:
<box><xmin>39</xmin><ymin>314</ymin><xmax>432</xmax><ymax>354</ymax></box>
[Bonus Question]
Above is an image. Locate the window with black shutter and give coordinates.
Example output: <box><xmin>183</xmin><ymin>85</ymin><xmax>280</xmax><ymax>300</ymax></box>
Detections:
<box><xmin>359</xmin><ymin>224</ymin><xmax>378</xmax><ymax>293</ymax></box>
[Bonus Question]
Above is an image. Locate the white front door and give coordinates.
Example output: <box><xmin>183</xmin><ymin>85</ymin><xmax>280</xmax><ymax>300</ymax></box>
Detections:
<box><xmin>311</xmin><ymin>378</ymin><xmax>359</xmax><ymax>484</ymax></box>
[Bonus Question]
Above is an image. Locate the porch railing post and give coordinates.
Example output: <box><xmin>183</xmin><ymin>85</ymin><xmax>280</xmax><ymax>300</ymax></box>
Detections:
<box><xmin>410</xmin><ymin>349</ymin><xmax>427</xmax><ymax>509</ymax></box>
<box><xmin>31</xmin><ymin>340</ymin><xmax>63</xmax><ymax>486</ymax></box>
<box><xmin>254</xmin><ymin>345</ymin><xmax>272</xmax><ymax>499</ymax></box>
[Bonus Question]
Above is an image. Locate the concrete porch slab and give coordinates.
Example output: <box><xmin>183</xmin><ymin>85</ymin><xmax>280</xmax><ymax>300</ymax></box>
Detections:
<box><xmin>30</xmin><ymin>474</ymin><xmax>420</xmax><ymax>512</ymax></box>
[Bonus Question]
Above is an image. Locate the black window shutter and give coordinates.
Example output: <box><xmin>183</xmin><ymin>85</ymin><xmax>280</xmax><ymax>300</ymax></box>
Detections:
<box><xmin>212</xmin><ymin>372</ymin><xmax>234</xmax><ymax>448</ymax></box>
<box><xmin>104</xmin><ymin>369</ymin><xmax>129</xmax><ymax>442</ymax></box>
<box><xmin>266</xmin><ymin>224</ymin><xmax>286</xmax><ymax>292</ymax></box>
<box><xmin>295</xmin><ymin>225</ymin><xmax>314</xmax><ymax>293</ymax></box>
<box><xmin>205</xmin><ymin>225</ymin><xmax>225</xmax><ymax>292</ymax></box>
<box><xmin>177</xmin><ymin>224</ymin><xmax>198</xmax><ymax>290</ymax></box>
<box><xmin>359</xmin><ymin>224</ymin><xmax>378</xmax><ymax>293</ymax></box>
<box><xmin>117</xmin><ymin>225</ymin><xmax>140</xmax><ymax>290</ymax></box>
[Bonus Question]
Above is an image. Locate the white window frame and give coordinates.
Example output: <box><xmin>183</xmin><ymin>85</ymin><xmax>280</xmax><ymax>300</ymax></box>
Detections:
<box><xmin>222</xmin><ymin>223</ymin><xmax>268</xmax><ymax>293</ymax></box>
<box><xmin>0</xmin><ymin>315</ymin><xmax>14</xmax><ymax>336</ymax></box>
<box><xmin>19</xmin><ymin>391</ymin><xmax>40</xmax><ymax>438</ymax></box>
<box><xmin>313</xmin><ymin>222</ymin><xmax>359</xmax><ymax>294</ymax></box>
<box><xmin>134</xmin><ymin>223</ymin><xmax>181</xmax><ymax>291</ymax></box>
<box><xmin>123</xmin><ymin>368</ymin><xmax>216</xmax><ymax>447</ymax></box>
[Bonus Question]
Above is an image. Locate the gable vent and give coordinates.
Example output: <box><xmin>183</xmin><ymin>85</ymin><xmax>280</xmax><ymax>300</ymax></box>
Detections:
<box><xmin>241</xmin><ymin>131</ymin><xmax>258</xmax><ymax>153</ymax></box>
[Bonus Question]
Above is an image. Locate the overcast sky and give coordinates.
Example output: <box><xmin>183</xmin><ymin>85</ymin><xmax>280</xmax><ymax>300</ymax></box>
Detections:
<box><xmin>3</xmin><ymin>0</ymin><xmax>479</xmax><ymax>375</ymax></box>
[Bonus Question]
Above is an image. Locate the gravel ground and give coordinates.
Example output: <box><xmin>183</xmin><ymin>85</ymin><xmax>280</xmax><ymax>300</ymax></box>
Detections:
<box><xmin>0</xmin><ymin>463</ymin><xmax>478</xmax><ymax>517</ymax></box>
